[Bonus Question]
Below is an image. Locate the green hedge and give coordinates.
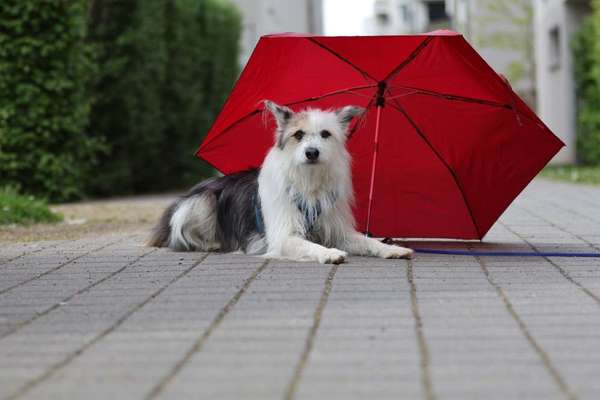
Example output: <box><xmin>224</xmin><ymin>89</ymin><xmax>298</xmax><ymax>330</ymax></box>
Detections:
<box><xmin>573</xmin><ymin>0</ymin><xmax>600</xmax><ymax>164</ymax></box>
<box><xmin>87</xmin><ymin>0</ymin><xmax>241</xmax><ymax>195</ymax></box>
<box><xmin>0</xmin><ymin>0</ymin><xmax>241</xmax><ymax>201</ymax></box>
<box><xmin>0</xmin><ymin>1</ymin><xmax>102</xmax><ymax>201</ymax></box>
<box><xmin>86</xmin><ymin>0</ymin><xmax>168</xmax><ymax>194</ymax></box>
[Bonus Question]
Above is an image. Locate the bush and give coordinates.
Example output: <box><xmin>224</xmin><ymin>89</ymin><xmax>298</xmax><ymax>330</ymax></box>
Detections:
<box><xmin>164</xmin><ymin>0</ymin><xmax>242</xmax><ymax>186</ymax></box>
<box><xmin>573</xmin><ymin>1</ymin><xmax>600</xmax><ymax>164</ymax></box>
<box><xmin>86</xmin><ymin>0</ymin><xmax>167</xmax><ymax>195</ymax></box>
<box><xmin>541</xmin><ymin>165</ymin><xmax>600</xmax><ymax>185</ymax></box>
<box><xmin>0</xmin><ymin>187</ymin><xmax>63</xmax><ymax>225</ymax></box>
<box><xmin>86</xmin><ymin>0</ymin><xmax>241</xmax><ymax>196</ymax></box>
<box><xmin>0</xmin><ymin>0</ymin><xmax>240</xmax><ymax>200</ymax></box>
<box><xmin>0</xmin><ymin>1</ymin><xmax>102</xmax><ymax>201</ymax></box>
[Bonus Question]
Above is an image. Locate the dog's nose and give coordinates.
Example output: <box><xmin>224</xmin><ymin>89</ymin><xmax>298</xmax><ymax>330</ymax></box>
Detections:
<box><xmin>305</xmin><ymin>147</ymin><xmax>320</xmax><ymax>161</ymax></box>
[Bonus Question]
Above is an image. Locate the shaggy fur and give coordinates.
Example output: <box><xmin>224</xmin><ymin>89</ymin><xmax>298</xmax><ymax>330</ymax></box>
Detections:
<box><xmin>148</xmin><ymin>101</ymin><xmax>413</xmax><ymax>264</ymax></box>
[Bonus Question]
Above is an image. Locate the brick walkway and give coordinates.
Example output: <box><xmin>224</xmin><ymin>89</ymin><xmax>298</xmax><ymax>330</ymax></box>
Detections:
<box><xmin>1</xmin><ymin>178</ymin><xmax>599</xmax><ymax>400</ymax></box>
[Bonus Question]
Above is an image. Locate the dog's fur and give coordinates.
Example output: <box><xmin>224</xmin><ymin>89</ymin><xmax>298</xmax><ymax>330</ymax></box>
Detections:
<box><xmin>148</xmin><ymin>101</ymin><xmax>413</xmax><ymax>263</ymax></box>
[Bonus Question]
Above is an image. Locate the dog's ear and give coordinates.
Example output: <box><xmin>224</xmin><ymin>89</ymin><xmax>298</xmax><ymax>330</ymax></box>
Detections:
<box><xmin>264</xmin><ymin>100</ymin><xmax>295</xmax><ymax>149</ymax></box>
<box><xmin>335</xmin><ymin>105</ymin><xmax>365</xmax><ymax>131</ymax></box>
<box><xmin>264</xmin><ymin>100</ymin><xmax>294</xmax><ymax>130</ymax></box>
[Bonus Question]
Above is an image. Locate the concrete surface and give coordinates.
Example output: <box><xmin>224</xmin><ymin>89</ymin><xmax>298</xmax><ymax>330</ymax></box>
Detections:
<box><xmin>0</xmin><ymin>178</ymin><xmax>599</xmax><ymax>400</ymax></box>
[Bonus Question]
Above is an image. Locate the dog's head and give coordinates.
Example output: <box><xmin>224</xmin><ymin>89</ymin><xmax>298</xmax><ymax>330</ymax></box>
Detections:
<box><xmin>264</xmin><ymin>100</ymin><xmax>364</xmax><ymax>168</ymax></box>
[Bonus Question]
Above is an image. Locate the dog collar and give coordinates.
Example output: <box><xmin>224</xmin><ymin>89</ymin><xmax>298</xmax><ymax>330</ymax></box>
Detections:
<box><xmin>253</xmin><ymin>190</ymin><xmax>337</xmax><ymax>236</ymax></box>
<box><xmin>253</xmin><ymin>193</ymin><xmax>320</xmax><ymax>236</ymax></box>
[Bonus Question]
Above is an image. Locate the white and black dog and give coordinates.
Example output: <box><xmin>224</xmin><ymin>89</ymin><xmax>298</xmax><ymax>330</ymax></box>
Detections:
<box><xmin>148</xmin><ymin>101</ymin><xmax>413</xmax><ymax>264</ymax></box>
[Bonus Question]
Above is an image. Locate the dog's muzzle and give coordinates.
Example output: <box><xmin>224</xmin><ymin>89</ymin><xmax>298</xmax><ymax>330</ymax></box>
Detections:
<box><xmin>305</xmin><ymin>147</ymin><xmax>319</xmax><ymax>163</ymax></box>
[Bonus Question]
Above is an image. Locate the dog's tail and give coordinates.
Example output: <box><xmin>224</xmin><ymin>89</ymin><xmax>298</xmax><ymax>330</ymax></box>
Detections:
<box><xmin>147</xmin><ymin>182</ymin><xmax>219</xmax><ymax>251</ymax></box>
<box><xmin>147</xmin><ymin>201</ymin><xmax>178</xmax><ymax>248</ymax></box>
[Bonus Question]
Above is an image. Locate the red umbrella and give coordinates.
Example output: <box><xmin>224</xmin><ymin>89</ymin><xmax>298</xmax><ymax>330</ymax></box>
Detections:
<box><xmin>196</xmin><ymin>30</ymin><xmax>564</xmax><ymax>240</ymax></box>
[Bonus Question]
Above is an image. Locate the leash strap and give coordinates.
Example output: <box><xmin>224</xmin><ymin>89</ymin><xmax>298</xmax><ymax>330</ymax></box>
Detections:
<box><xmin>379</xmin><ymin>238</ymin><xmax>600</xmax><ymax>258</ymax></box>
<box><xmin>412</xmin><ymin>248</ymin><xmax>600</xmax><ymax>258</ymax></box>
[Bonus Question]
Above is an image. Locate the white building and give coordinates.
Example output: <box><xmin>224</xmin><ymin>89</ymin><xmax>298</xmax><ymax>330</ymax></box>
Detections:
<box><xmin>229</xmin><ymin>0</ymin><xmax>323</xmax><ymax>67</ymax></box>
<box><xmin>534</xmin><ymin>0</ymin><xmax>591</xmax><ymax>164</ymax></box>
<box><xmin>364</xmin><ymin>0</ymin><xmax>449</xmax><ymax>35</ymax></box>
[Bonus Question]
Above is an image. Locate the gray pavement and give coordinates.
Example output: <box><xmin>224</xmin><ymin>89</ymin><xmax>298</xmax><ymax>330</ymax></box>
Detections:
<box><xmin>1</xmin><ymin>178</ymin><xmax>599</xmax><ymax>400</ymax></box>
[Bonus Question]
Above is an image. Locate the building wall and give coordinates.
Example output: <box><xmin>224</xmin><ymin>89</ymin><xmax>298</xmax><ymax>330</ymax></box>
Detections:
<box><xmin>534</xmin><ymin>0</ymin><xmax>590</xmax><ymax>164</ymax></box>
<box><xmin>229</xmin><ymin>0</ymin><xmax>323</xmax><ymax>67</ymax></box>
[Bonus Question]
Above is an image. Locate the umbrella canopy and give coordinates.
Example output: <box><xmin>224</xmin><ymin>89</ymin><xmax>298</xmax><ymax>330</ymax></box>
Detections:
<box><xmin>196</xmin><ymin>30</ymin><xmax>564</xmax><ymax>240</ymax></box>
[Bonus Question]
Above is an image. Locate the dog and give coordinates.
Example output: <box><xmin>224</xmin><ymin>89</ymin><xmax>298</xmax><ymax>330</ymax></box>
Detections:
<box><xmin>148</xmin><ymin>101</ymin><xmax>413</xmax><ymax>264</ymax></box>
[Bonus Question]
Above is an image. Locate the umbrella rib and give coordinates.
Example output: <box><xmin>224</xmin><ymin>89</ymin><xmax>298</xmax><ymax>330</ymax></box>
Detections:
<box><xmin>383</xmin><ymin>37</ymin><xmax>434</xmax><ymax>82</ymax></box>
<box><xmin>284</xmin><ymin>84</ymin><xmax>377</xmax><ymax>106</ymax></box>
<box><xmin>306</xmin><ymin>38</ymin><xmax>378</xmax><ymax>83</ymax></box>
<box><xmin>386</xmin><ymin>95</ymin><xmax>482</xmax><ymax>239</ymax></box>
<box><xmin>387</xmin><ymin>85</ymin><xmax>512</xmax><ymax>110</ymax></box>
<box><xmin>386</xmin><ymin>85</ymin><xmax>552</xmax><ymax>133</ymax></box>
<box><xmin>198</xmin><ymin>85</ymin><xmax>377</xmax><ymax>153</ymax></box>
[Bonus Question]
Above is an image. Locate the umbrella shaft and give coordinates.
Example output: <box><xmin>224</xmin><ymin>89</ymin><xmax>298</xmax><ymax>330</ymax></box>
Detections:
<box><xmin>365</xmin><ymin>104</ymin><xmax>383</xmax><ymax>236</ymax></box>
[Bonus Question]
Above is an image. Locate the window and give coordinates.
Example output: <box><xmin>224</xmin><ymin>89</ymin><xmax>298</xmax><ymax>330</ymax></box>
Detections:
<box><xmin>549</xmin><ymin>26</ymin><xmax>561</xmax><ymax>70</ymax></box>
<box><xmin>427</xmin><ymin>1</ymin><xmax>448</xmax><ymax>22</ymax></box>
<box><xmin>375</xmin><ymin>0</ymin><xmax>390</xmax><ymax>25</ymax></box>
<box><xmin>400</xmin><ymin>4</ymin><xmax>411</xmax><ymax>22</ymax></box>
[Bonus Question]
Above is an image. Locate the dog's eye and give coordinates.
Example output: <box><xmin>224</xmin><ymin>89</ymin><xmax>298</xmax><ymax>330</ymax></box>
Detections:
<box><xmin>293</xmin><ymin>130</ymin><xmax>305</xmax><ymax>141</ymax></box>
<box><xmin>320</xmin><ymin>130</ymin><xmax>331</xmax><ymax>139</ymax></box>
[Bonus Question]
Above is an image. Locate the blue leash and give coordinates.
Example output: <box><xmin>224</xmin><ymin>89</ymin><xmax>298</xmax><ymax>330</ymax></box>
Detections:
<box><xmin>413</xmin><ymin>248</ymin><xmax>600</xmax><ymax>258</ymax></box>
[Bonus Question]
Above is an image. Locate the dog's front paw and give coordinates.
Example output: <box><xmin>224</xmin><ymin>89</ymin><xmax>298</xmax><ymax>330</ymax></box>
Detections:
<box><xmin>379</xmin><ymin>245</ymin><xmax>413</xmax><ymax>259</ymax></box>
<box><xmin>318</xmin><ymin>248</ymin><xmax>347</xmax><ymax>264</ymax></box>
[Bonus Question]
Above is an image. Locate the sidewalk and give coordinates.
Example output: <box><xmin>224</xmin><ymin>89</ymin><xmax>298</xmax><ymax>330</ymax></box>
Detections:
<box><xmin>0</xmin><ymin>178</ymin><xmax>599</xmax><ymax>400</ymax></box>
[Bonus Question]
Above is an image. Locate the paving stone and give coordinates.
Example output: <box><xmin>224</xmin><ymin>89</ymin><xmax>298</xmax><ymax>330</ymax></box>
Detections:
<box><xmin>0</xmin><ymin>179</ymin><xmax>600</xmax><ymax>399</ymax></box>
